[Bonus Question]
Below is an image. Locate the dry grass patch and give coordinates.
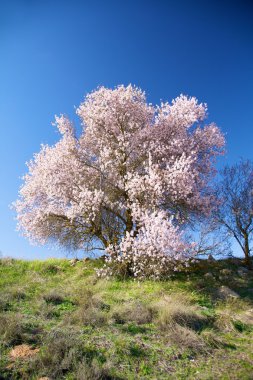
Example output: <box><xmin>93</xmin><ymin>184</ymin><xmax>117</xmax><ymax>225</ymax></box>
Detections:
<box><xmin>200</xmin><ymin>329</ymin><xmax>229</xmax><ymax>349</ymax></box>
<box><xmin>215</xmin><ymin>298</ymin><xmax>253</xmax><ymax>332</ymax></box>
<box><xmin>150</xmin><ymin>293</ymin><xmax>210</xmax><ymax>353</ymax></box>
<box><xmin>239</xmin><ymin>308</ymin><xmax>253</xmax><ymax>325</ymax></box>
<box><xmin>167</xmin><ymin>325</ymin><xmax>206</xmax><ymax>352</ymax></box>
<box><xmin>153</xmin><ymin>293</ymin><xmax>208</xmax><ymax>331</ymax></box>
<box><xmin>74</xmin><ymin>306</ymin><xmax>107</xmax><ymax>327</ymax></box>
<box><xmin>9</xmin><ymin>344</ymin><xmax>39</xmax><ymax>359</ymax></box>
<box><xmin>111</xmin><ymin>301</ymin><xmax>153</xmax><ymax>325</ymax></box>
<box><xmin>43</xmin><ymin>290</ymin><xmax>66</xmax><ymax>305</ymax></box>
<box><xmin>75</xmin><ymin>359</ymin><xmax>120</xmax><ymax>380</ymax></box>
<box><xmin>64</xmin><ymin>289</ymin><xmax>109</xmax><ymax>327</ymax></box>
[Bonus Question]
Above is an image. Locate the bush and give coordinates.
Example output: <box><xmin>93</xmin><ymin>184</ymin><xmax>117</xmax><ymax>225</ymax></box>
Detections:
<box><xmin>0</xmin><ymin>313</ymin><xmax>42</xmax><ymax>347</ymax></box>
<box><xmin>0</xmin><ymin>295</ymin><xmax>11</xmax><ymax>312</ymax></box>
<box><xmin>0</xmin><ymin>313</ymin><xmax>24</xmax><ymax>346</ymax></box>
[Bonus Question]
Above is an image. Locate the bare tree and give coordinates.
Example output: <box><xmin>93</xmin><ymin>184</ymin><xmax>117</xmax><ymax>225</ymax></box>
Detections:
<box><xmin>192</xmin><ymin>219</ymin><xmax>231</xmax><ymax>258</ymax></box>
<box><xmin>214</xmin><ymin>159</ymin><xmax>253</xmax><ymax>268</ymax></box>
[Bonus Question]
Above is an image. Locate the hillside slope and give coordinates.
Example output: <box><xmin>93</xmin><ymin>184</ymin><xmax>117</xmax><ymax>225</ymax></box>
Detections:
<box><xmin>0</xmin><ymin>257</ymin><xmax>253</xmax><ymax>379</ymax></box>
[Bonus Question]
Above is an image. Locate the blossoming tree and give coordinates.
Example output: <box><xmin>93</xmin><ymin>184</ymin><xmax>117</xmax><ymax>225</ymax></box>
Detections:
<box><xmin>14</xmin><ymin>85</ymin><xmax>224</xmax><ymax>278</ymax></box>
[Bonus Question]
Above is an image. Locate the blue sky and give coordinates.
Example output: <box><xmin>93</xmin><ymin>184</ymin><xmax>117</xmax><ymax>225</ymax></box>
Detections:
<box><xmin>0</xmin><ymin>0</ymin><xmax>252</xmax><ymax>259</ymax></box>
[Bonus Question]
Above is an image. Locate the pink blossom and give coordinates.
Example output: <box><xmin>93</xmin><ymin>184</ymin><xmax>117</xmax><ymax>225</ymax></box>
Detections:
<box><xmin>14</xmin><ymin>85</ymin><xmax>224</xmax><ymax>277</ymax></box>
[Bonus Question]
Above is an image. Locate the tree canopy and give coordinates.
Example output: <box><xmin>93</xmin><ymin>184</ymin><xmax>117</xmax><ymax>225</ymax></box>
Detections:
<box><xmin>15</xmin><ymin>85</ymin><xmax>224</xmax><ymax>278</ymax></box>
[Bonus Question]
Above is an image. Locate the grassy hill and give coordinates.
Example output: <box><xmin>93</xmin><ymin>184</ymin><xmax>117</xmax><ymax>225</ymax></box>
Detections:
<box><xmin>0</xmin><ymin>257</ymin><xmax>253</xmax><ymax>380</ymax></box>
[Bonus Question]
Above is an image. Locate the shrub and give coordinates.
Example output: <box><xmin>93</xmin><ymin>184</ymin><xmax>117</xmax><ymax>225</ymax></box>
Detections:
<box><xmin>0</xmin><ymin>313</ymin><xmax>42</xmax><ymax>347</ymax></box>
<box><xmin>38</xmin><ymin>302</ymin><xmax>60</xmax><ymax>319</ymax></box>
<box><xmin>0</xmin><ymin>313</ymin><xmax>25</xmax><ymax>346</ymax></box>
<box><xmin>31</xmin><ymin>329</ymin><xmax>86</xmax><ymax>378</ymax></box>
<box><xmin>0</xmin><ymin>288</ymin><xmax>26</xmax><ymax>312</ymax></box>
<box><xmin>0</xmin><ymin>295</ymin><xmax>11</xmax><ymax>312</ymax></box>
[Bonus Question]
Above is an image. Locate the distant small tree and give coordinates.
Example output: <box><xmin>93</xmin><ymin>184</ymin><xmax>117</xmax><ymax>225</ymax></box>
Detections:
<box><xmin>192</xmin><ymin>219</ymin><xmax>231</xmax><ymax>258</ymax></box>
<box><xmin>14</xmin><ymin>85</ymin><xmax>224</xmax><ymax>278</ymax></box>
<box><xmin>214</xmin><ymin>160</ymin><xmax>253</xmax><ymax>268</ymax></box>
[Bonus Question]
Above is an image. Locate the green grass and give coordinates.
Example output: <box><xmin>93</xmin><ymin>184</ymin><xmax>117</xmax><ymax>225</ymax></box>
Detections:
<box><xmin>0</xmin><ymin>257</ymin><xmax>253</xmax><ymax>379</ymax></box>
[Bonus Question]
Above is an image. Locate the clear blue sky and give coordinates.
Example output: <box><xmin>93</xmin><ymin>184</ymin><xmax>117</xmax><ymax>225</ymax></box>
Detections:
<box><xmin>0</xmin><ymin>0</ymin><xmax>252</xmax><ymax>259</ymax></box>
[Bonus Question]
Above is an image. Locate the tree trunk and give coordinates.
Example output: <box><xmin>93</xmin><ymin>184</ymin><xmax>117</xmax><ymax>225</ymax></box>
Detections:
<box><xmin>125</xmin><ymin>208</ymin><xmax>133</xmax><ymax>233</ymax></box>
<box><xmin>244</xmin><ymin>233</ymin><xmax>252</xmax><ymax>269</ymax></box>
